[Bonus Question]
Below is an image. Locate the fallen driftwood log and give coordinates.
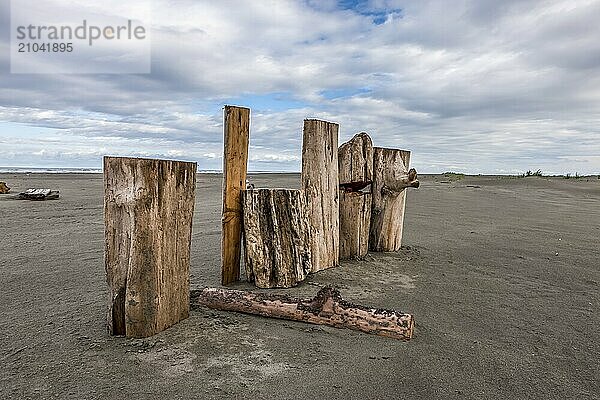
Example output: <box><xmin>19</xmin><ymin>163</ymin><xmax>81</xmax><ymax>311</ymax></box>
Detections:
<box><xmin>18</xmin><ymin>189</ymin><xmax>59</xmax><ymax>200</ymax></box>
<box><xmin>0</xmin><ymin>182</ymin><xmax>10</xmax><ymax>194</ymax></box>
<box><xmin>191</xmin><ymin>286</ymin><xmax>414</xmax><ymax>340</ymax></box>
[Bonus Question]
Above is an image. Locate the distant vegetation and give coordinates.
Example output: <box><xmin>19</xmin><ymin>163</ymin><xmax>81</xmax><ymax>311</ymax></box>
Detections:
<box><xmin>442</xmin><ymin>172</ymin><xmax>465</xmax><ymax>181</ymax></box>
<box><xmin>563</xmin><ymin>172</ymin><xmax>583</xmax><ymax>179</ymax></box>
<box><xmin>520</xmin><ymin>169</ymin><xmax>543</xmax><ymax>177</ymax></box>
<box><xmin>518</xmin><ymin>170</ymin><xmax>597</xmax><ymax>179</ymax></box>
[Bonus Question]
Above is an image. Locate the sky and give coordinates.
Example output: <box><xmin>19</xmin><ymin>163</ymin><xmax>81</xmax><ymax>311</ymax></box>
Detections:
<box><xmin>1</xmin><ymin>0</ymin><xmax>599</xmax><ymax>174</ymax></box>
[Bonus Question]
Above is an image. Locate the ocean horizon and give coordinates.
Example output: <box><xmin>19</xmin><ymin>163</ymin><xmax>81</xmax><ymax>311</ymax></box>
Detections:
<box><xmin>0</xmin><ymin>167</ymin><xmax>300</xmax><ymax>174</ymax></box>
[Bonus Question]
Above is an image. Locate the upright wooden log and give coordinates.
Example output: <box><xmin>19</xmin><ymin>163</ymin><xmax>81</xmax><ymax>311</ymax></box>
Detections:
<box><xmin>191</xmin><ymin>286</ymin><xmax>414</xmax><ymax>341</ymax></box>
<box><xmin>338</xmin><ymin>132</ymin><xmax>373</xmax><ymax>191</ymax></box>
<box><xmin>339</xmin><ymin>191</ymin><xmax>372</xmax><ymax>259</ymax></box>
<box><xmin>242</xmin><ymin>188</ymin><xmax>312</xmax><ymax>288</ymax></box>
<box><xmin>301</xmin><ymin>119</ymin><xmax>339</xmax><ymax>272</ymax></box>
<box><xmin>338</xmin><ymin>132</ymin><xmax>374</xmax><ymax>259</ymax></box>
<box><xmin>369</xmin><ymin>148</ymin><xmax>419</xmax><ymax>252</ymax></box>
<box><xmin>104</xmin><ymin>156</ymin><xmax>196</xmax><ymax>338</ymax></box>
<box><xmin>222</xmin><ymin>106</ymin><xmax>250</xmax><ymax>285</ymax></box>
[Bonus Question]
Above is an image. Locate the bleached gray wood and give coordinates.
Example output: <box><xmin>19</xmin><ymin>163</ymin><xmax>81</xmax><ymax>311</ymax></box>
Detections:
<box><xmin>339</xmin><ymin>191</ymin><xmax>372</xmax><ymax>259</ymax></box>
<box><xmin>338</xmin><ymin>132</ymin><xmax>373</xmax><ymax>192</ymax></box>
<box><xmin>369</xmin><ymin>148</ymin><xmax>419</xmax><ymax>252</ymax></box>
<box><xmin>301</xmin><ymin>119</ymin><xmax>339</xmax><ymax>272</ymax></box>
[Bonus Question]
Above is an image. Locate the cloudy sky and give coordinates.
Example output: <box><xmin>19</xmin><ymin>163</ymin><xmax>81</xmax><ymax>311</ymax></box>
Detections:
<box><xmin>1</xmin><ymin>0</ymin><xmax>599</xmax><ymax>174</ymax></box>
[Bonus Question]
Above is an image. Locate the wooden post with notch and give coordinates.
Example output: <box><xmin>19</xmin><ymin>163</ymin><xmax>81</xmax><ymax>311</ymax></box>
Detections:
<box><xmin>338</xmin><ymin>132</ymin><xmax>374</xmax><ymax>259</ymax></box>
<box><xmin>301</xmin><ymin>119</ymin><xmax>339</xmax><ymax>272</ymax></box>
<box><xmin>222</xmin><ymin>106</ymin><xmax>250</xmax><ymax>285</ymax></box>
<box><xmin>104</xmin><ymin>156</ymin><xmax>197</xmax><ymax>338</ymax></box>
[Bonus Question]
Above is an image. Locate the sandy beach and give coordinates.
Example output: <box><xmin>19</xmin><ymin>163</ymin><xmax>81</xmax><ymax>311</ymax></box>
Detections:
<box><xmin>0</xmin><ymin>172</ymin><xmax>598</xmax><ymax>399</ymax></box>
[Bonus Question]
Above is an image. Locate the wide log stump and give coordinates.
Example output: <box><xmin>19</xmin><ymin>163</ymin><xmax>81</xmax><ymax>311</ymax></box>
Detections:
<box><xmin>104</xmin><ymin>156</ymin><xmax>196</xmax><ymax>338</ymax></box>
<box><xmin>192</xmin><ymin>286</ymin><xmax>414</xmax><ymax>341</ymax></box>
<box><xmin>338</xmin><ymin>132</ymin><xmax>374</xmax><ymax>259</ymax></box>
<box><xmin>243</xmin><ymin>188</ymin><xmax>312</xmax><ymax>288</ymax></box>
<box><xmin>369</xmin><ymin>148</ymin><xmax>419</xmax><ymax>252</ymax></box>
<box><xmin>301</xmin><ymin>119</ymin><xmax>339</xmax><ymax>272</ymax></box>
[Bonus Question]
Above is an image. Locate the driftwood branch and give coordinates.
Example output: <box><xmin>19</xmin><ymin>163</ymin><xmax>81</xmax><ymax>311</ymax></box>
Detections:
<box><xmin>382</xmin><ymin>168</ymin><xmax>420</xmax><ymax>194</ymax></box>
<box><xmin>191</xmin><ymin>286</ymin><xmax>414</xmax><ymax>341</ymax></box>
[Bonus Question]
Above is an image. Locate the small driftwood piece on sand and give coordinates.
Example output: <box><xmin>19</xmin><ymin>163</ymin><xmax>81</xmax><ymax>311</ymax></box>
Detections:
<box><xmin>338</xmin><ymin>133</ymin><xmax>374</xmax><ymax>259</ymax></box>
<box><xmin>301</xmin><ymin>119</ymin><xmax>339</xmax><ymax>272</ymax></box>
<box><xmin>370</xmin><ymin>148</ymin><xmax>419</xmax><ymax>252</ymax></box>
<box><xmin>243</xmin><ymin>188</ymin><xmax>312</xmax><ymax>288</ymax></box>
<box><xmin>0</xmin><ymin>182</ymin><xmax>10</xmax><ymax>194</ymax></box>
<box><xmin>104</xmin><ymin>156</ymin><xmax>196</xmax><ymax>338</ymax></box>
<box><xmin>18</xmin><ymin>189</ymin><xmax>59</xmax><ymax>200</ymax></box>
<box><xmin>192</xmin><ymin>286</ymin><xmax>414</xmax><ymax>341</ymax></box>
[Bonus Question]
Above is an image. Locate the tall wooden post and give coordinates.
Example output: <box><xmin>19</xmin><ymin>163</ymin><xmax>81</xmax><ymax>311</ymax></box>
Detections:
<box><xmin>104</xmin><ymin>156</ymin><xmax>196</xmax><ymax>338</ymax></box>
<box><xmin>369</xmin><ymin>148</ymin><xmax>418</xmax><ymax>252</ymax></box>
<box><xmin>301</xmin><ymin>119</ymin><xmax>339</xmax><ymax>272</ymax></box>
<box><xmin>221</xmin><ymin>106</ymin><xmax>250</xmax><ymax>285</ymax></box>
<box><xmin>338</xmin><ymin>132</ymin><xmax>374</xmax><ymax>259</ymax></box>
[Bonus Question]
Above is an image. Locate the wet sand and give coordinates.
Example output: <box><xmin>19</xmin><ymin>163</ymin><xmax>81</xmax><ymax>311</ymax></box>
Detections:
<box><xmin>0</xmin><ymin>173</ymin><xmax>599</xmax><ymax>399</ymax></box>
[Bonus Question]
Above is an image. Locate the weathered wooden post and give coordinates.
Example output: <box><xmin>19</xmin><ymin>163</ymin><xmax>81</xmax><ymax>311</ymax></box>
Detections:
<box><xmin>221</xmin><ymin>106</ymin><xmax>250</xmax><ymax>285</ymax></box>
<box><xmin>369</xmin><ymin>148</ymin><xmax>419</xmax><ymax>252</ymax></box>
<box><xmin>242</xmin><ymin>188</ymin><xmax>312</xmax><ymax>288</ymax></box>
<box><xmin>301</xmin><ymin>119</ymin><xmax>339</xmax><ymax>272</ymax></box>
<box><xmin>104</xmin><ymin>156</ymin><xmax>197</xmax><ymax>338</ymax></box>
<box><xmin>338</xmin><ymin>133</ymin><xmax>374</xmax><ymax>259</ymax></box>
